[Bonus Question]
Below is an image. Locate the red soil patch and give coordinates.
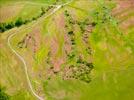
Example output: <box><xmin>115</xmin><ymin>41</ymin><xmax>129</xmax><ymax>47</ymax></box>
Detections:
<box><xmin>112</xmin><ymin>0</ymin><xmax>134</xmax><ymax>34</ymax></box>
<box><xmin>50</xmin><ymin>36</ymin><xmax>65</xmax><ymax>72</ymax></box>
<box><xmin>119</xmin><ymin>17</ymin><xmax>134</xmax><ymax>34</ymax></box>
<box><xmin>0</xmin><ymin>43</ymin><xmax>2</xmax><ymax>48</ymax></box>
<box><xmin>120</xmin><ymin>17</ymin><xmax>134</xmax><ymax>28</ymax></box>
<box><xmin>85</xmin><ymin>25</ymin><xmax>93</xmax><ymax>33</ymax></box>
<box><xmin>50</xmin><ymin>37</ymin><xmax>59</xmax><ymax>55</ymax></box>
<box><xmin>64</xmin><ymin>34</ymin><xmax>72</xmax><ymax>54</ymax></box>
<box><xmin>27</xmin><ymin>26</ymin><xmax>42</xmax><ymax>53</ymax></box>
<box><xmin>32</xmin><ymin>28</ymin><xmax>42</xmax><ymax>52</ymax></box>
<box><xmin>112</xmin><ymin>0</ymin><xmax>134</xmax><ymax>16</ymax></box>
<box><xmin>52</xmin><ymin>58</ymin><xmax>64</xmax><ymax>72</ymax></box>
<box><xmin>54</xmin><ymin>13</ymin><xmax>65</xmax><ymax>29</ymax></box>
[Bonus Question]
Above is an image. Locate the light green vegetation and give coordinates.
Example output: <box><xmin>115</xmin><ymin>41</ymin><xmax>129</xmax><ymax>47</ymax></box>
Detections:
<box><xmin>35</xmin><ymin>44</ymin><xmax>50</xmax><ymax>64</ymax></box>
<box><xmin>0</xmin><ymin>0</ymin><xmax>134</xmax><ymax>100</ymax></box>
<box><xmin>11</xmin><ymin>4</ymin><xmax>43</xmax><ymax>21</ymax></box>
<box><xmin>10</xmin><ymin>90</ymin><xmax>36</xmax><ymax>100</ymax></box>
<box><xmin>90</xmin><ymin>0</ymin><xmax>134</xmax><ymax>72</ymax></box>
<box><xmin>0</xmin><ymin>1</ymin><xmax>45</xmax><ymax>22</ymax></box>
<box><xmin>43</xmin><ymin>68</ymin><xmax>134</xmax><ymax>100</ymax></box>
<box><xmin>41</xmin><ymin>1</ymin><xmax>134</xmax><ymax>100</ymax></box>
<box><xmin>0</xmin><ymin>85</ymin><xmax>10</xmax><ymax>100</ymax></box>
<box><xmin>0</xmin><ymin>34</ymin><xmax>35</xmax><ymax>99</ymax></box>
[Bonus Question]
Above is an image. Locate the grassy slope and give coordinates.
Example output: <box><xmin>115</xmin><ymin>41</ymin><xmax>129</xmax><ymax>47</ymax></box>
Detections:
<box><xmin>0</xmin><ymin>32</ymin><xmax>36</xmax><ymax>99</ymax></box>
<box><xmin>0</xmin><ymin>1</ymin><xmax>48</xmax><ymax>23</ymax></box>
<box><xmin>43</xmin><ymin>0</ymin><xmax>134</xmax><ymax>99</ymax></box>
<box><xmin>0</xmin><ymin>0</ymin><xmax>70</xmax><ymax>23</ymax></box>
<box><xmin>0</xmin><ymin>0</ymin><xmax>134</xmax><ymax>100</ymax></box>
<box><xmin>42</xmin><ymin>1</ymin><xmax>134</xmax><ymax>100</ymax></box>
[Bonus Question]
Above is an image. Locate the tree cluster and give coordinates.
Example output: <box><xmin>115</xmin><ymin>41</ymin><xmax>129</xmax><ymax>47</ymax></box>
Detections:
<box><xmin>64</xmin><ymin>58</ymin><xmax>94</xmax><ymax>83</ymax></box>
<box><xmin>63</xmin><ymin>10</ymin><xmax>94</xmax><ymax>83</ymax></box>
<box><xmin>0</xmin><ymin>17</ymin><xmax>27</xmax><ymax>32</ymax></box>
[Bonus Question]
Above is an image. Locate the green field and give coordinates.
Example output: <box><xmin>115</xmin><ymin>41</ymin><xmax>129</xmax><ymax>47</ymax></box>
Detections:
<box><xmin>0</xmin><ymin>0</ymin><xmax>134</xmax><ymax>100</ymax></box>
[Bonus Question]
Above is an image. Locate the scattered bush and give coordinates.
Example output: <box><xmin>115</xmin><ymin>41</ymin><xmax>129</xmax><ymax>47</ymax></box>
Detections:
<box><xmin>68</xmin><ymin>31</ymin><xmax>74</xmax><ymax>35</ymax></box>
<box><xmin>64</xmin><ymin>10</ymin><xmax>70</xmax><ymax>17</ymax></box>
<box><xmin>91</xmin><ymin>22</ymin><xmax>97</xmax><ymax>26</ymax></box>
<box><xmin>41</xmin><ymin>7</ymin><xmax>46</xmax><ymax>15</ymax></box>
<box><xmin>67</xmin><ymin>52</ymin><xmax>75</xmax><ymax>59</ymax></box>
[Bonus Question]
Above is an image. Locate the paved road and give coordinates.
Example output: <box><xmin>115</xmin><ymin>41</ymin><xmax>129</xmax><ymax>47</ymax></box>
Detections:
<box><xmin>7</xmin><ymin>1</ymin><xmax>73</xmax><ymax>100</ymax></box>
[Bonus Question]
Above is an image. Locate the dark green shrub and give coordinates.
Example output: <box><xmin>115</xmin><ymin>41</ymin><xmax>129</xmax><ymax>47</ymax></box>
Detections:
<box><xmin>5</xmin><ymin>22</ymin><xmax>14</xmax><ymax>29</ymax></box>
<box><xmin>68</xmin><ymin>31</ymin><xmax>74</xmax><ymax>35</ymax></box>
<box><xmin>0</xmin><ymin>23</ymin><xmax>6</xmax><ymax>32</ymax></box>
<box><xmin>0</xmin><ymin>86</ymin><xmax>10</xmax><ymax>100</ymax></box>
<box><xmin>64</xmin><ymin>10</ymin><xmax>70</xmax><ymax>17</ymax></box>
<box><xmin>15</xmin><ymin>17</ymin><xmax>24</xmax><ymax>27</ymax></box>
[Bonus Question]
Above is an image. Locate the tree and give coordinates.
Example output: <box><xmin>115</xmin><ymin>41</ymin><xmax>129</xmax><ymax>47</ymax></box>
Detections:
<box><xmin>64</xmin><ymin>10</ymin><xmax>69</xmax><ymax>17</ymax></box>
<box><xmin>5</xmin><ymin>22</ymin><xmax>14</xmax><ymax>29</ymax></box>
<box><xmin>15</xmin><ymin>17</ymin><xmax>24</xmax><ymax>27</ymax></box>
<box><xmin>0</xmin><ymin>23</ymin><xmax>6</xmax><ymax>32</ymax></box>
<box><xmin>41</xmin><ymin>7</ymin><xmax>46</xmax><ymax>15</ymax></box>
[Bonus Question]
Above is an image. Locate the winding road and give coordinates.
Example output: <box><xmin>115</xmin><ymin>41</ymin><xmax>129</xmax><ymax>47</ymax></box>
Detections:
<box><xmin>7</xmin><ymin>1</ymin><xmax>73</xmax><ymax>100</ymax></box>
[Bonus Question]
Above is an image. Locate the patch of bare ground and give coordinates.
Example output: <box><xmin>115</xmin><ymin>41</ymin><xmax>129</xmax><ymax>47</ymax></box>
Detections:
<box><xmin>53</xmin><ymin>13</ymin><xmax>66</xmax><ymax>30</ymax></box>
<box><xmin>0</xmin><ymin>38</ymin><xmax>3</xmax><ymax>48</ymax></box>
<box><xmin>17</xmin><ymin>26</ymin><xmax>42</xmax><ymax>54</ymax></box>
<box><xmin>119</xmin><ymin>17</ymin><xmax>134</xmax><ymax>34</ymax></box>
<box><xmin>50</xmin><ymin>37</ymin><xmax>66</xmax><ymax>72</ymax></box>
<box><xmin>28</xmin><ymin>27</ymin><xmax>42</xmax><ymax>53</ymax></box>
<box><xmin>112</xmin><ymin>0</ymin><xmax>134</xmax><ymax>16</ymax></box>
<box><xmin>112</xmin><ymin>0</ymin><xmax>134</xmax><ymax>34</ymax></box>
<box><xmin>52</xmin><ymin>58</ymin><xmax>64</xmax><ymax>72</ymax></box>
<box><xmin>82</xmin><ymin>24</ymin><xmax>93</xmax><ymax>45</ymax></box>
<box><xmin>50</xmin><ymin>37</ymin><xmax>59</xmax><ymax>56</ymax></box>
<box><xmin>64</xmin><ymin>33</ymin><xmax>72</xmax><ymax>54</ymax></box>
<box><xmin>48</xmin><ymin>16</ymin><xmax>67</xmax><ymax>73</ymax></box>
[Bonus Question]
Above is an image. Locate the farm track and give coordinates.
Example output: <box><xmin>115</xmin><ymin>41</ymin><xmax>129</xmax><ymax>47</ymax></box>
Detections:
<box><xmin>7</xmin><ymin>1</ymin><xmax>73</xmax><ymax>100</ymax></box>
